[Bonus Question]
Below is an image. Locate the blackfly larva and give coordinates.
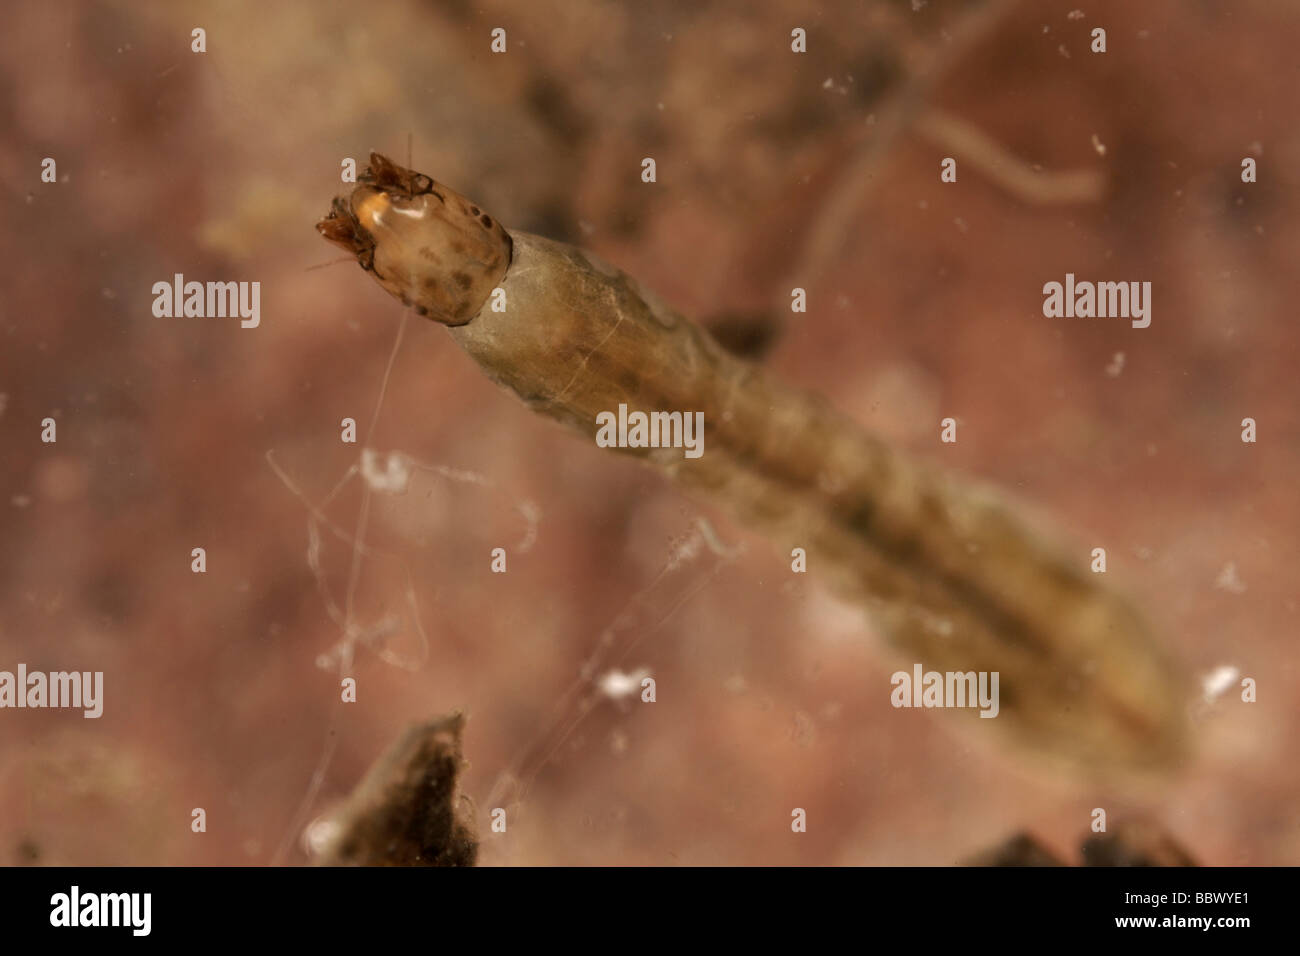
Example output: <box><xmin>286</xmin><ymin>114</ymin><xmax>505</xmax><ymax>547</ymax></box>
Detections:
<box><xmin>319</xmin><ymin>153</ymin><xmax>1190</xmax><ymax>780</ymax></box>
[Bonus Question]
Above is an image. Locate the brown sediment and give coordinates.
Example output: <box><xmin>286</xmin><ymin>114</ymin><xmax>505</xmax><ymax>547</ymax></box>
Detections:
<box><xmin>314</xmin><ymin>713</ymin><xmax>477</xmax><ymax>867</ymax></box>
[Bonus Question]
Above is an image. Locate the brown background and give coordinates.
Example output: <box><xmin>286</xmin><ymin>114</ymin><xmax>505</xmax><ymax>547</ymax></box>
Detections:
<box><xmin>0</xmin><ymin>0</ymin><xmax>1296</xmax><ymax>865</ymax></box>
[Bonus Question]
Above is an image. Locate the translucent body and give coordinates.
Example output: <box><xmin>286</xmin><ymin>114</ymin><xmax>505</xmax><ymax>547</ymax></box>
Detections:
<box><xmin>321</xmin><ymin>155</ymin><xmax>1190</xmax><ymax>779</ymax></box>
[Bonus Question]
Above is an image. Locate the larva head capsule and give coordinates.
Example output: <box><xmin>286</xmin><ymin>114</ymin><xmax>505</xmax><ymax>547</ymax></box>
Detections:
<box><xmin>317</xmin><ymin>152</ymin><xmax>512</xmax><ymax>326</ymax></box>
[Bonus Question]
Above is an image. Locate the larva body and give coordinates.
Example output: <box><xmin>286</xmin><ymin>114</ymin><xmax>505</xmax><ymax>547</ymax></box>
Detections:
<box><xmin>320</xmin><ymin>154</ymin><xmax>1189</xmax><ymax>778</ymax></box>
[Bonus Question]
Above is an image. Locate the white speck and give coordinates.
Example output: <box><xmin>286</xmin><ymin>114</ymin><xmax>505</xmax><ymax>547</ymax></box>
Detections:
<box><xmin>1105</xmin><ymin>351</ymin><xmax>1125</xmax><ymax>377</ymax></box>
<box><xmin>1091</xmin><ymin>133</ymin><xmax>1107</xmax><ymax>156</ymax></box>
<box><xmin>822</xmin><ymin>77</ymin><xmax>834</xmax><ymax>89</ymax></box>
<box><xmin>1200</xmin><ymin>664</ymin><xmax>1240</xmax><ymax>703</ymax></box>
<box><xmin>1215</xmin><ymin>562</ymin><xmax>1247</xmax><ymax>594</ymax></box>
<box><xmin>802</xmin><ymin>587</ymin><xmax>868</xmax><ymax>644</ymax></box>
<box><xmin>360</xmin><ymin>448</ymin><xmax>411</xmax><ymax>494</ymax></box>
<box><xmin>1067</xmin><ymin>9</ymin><xmax>1085</xmax><ymax>20</ymax></box>
<box><xmin>11</xmin><ymin>494</ymin><xmax>31</xmax><ymax>508</ymax></box>
<box><xmin>303</xmin><ymin>816</ymin><xmax>340</xmax><ymax>858</ymax></box>
<box><xmin>1058</xmin><ymin>44</ymin><xmax>1071</xmax><ymax>59</ymax></box>
<box><xmin>514</xmin><ymin>500</ymin><xmax>541</xmax><ymax>554</ymax></box>
<box><xmin>597</xmin><ymin>667</ymin><xmax>651</xmax><ymax>701</ymax></box>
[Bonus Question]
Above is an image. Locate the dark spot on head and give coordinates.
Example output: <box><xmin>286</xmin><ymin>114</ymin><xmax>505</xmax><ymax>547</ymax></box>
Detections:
<box><xmin>470</xmin><ymin>205</ymin><xmax>480</xmax><ymax>215</ymax></box>
<box><xmin>480</xmin><ymin>214</ymin><xmax>492</xmax><ymax>227</ymax></box>
<box><xmin>451</xmin><ymin>241</ymin><xmax>466</xmax><ymax>254</ymax></box>
<box><xmin>451</xmin><ymin>271</ymin><xmax>473</xmax><ymax>290</ymax></box>
<box><xmin>414</xmin><ymin>304</ymin><xmax>429</xmax><ymax>316</ymax></box>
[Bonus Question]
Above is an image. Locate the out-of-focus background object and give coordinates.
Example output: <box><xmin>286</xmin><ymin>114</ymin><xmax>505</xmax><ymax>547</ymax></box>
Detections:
<box><xmin>313</xmin><ymin>712</ymin><xmax>477</xmax><ymax>867</ymax></box>
<box><xmin>966</xmin><ymin>819</ymin><xmax>1199</xmax><ymax>866</ymax></box>
<box><xmin>1</xmin><ymin>0</ymin><xmax>1297</xmax><ymax>865</ymax></box>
